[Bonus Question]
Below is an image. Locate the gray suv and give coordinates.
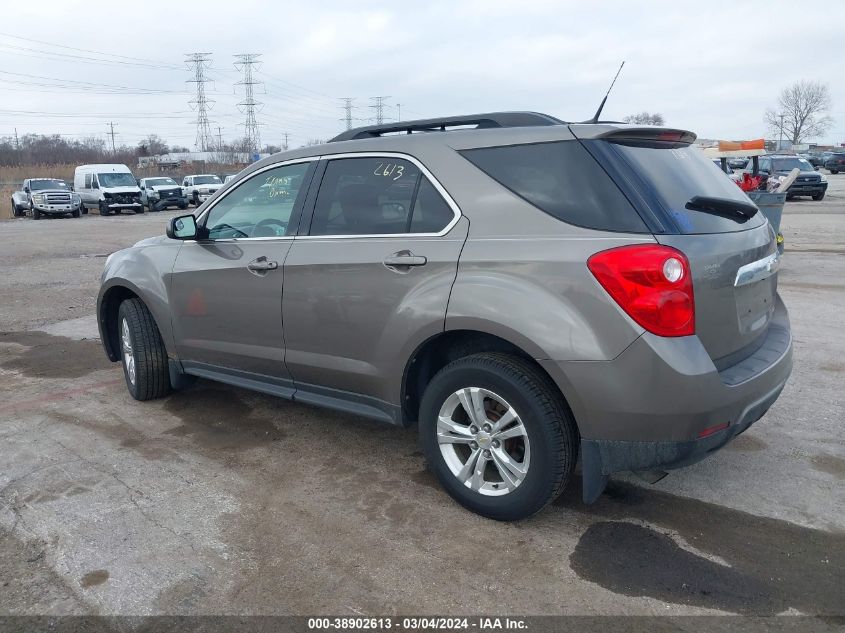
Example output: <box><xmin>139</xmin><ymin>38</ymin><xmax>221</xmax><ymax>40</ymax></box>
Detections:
<box><xmin>97</xmin><ymin>112</ymin><xmax>792</xmax><ymax>520</ymax></box>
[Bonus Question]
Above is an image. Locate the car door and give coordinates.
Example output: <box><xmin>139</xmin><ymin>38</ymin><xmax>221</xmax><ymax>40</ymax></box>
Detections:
<box><xmin>282</xmin><ymin>153</ymin><xmax>468</xmax><ymax>416</ymax></box>
<box><xmin>169</xmin><ymin>159</ymin><xmax>318</xmax><ymax>389</ymax></box>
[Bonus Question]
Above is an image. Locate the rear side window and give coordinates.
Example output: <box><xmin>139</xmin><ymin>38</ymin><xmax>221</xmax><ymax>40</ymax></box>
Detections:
<box><xmin>310</xmin><ymin>157</ymin><xmax>454</xmax><ymax>236</ymax></box>
<box><xmin>460</xmin><ymin>140</ymin><xmax>648</xmax><ymax>233</ymax></box>
<box><xmin>604</xmin><ymin>141</ymin><xmax>767</xmax><ymax>234</ymax></box>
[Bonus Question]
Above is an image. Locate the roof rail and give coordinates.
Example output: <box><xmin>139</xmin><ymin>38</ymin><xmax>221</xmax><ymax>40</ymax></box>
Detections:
<box><xmin>328</xmin><ymin>111</ymin><xmax>564</xmax><ymax>142</ymax></box>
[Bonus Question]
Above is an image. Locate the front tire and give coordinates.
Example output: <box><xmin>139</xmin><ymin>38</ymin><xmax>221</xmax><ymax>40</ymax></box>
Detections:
<box><xmin>419</xmin><ymin>353</ymin><xmax>578</xmax><ymax>521</ymax></box>
<box><xmin>812</xmin><ymin>192</ymin><xmax>825</xmax><ymax>201</ymax></box>
<box><xmin>117</xmin><ymin>298</ymin><xmax>171</xmax><ymax>401</ymax></box>
<box><xmin>99</xmin><ymin>201</ymin><xmax>110</xmax><ymax>216</ymax></box>
<box><xmin>32</xmin><ymin>207</ymin><xmax>41</xmax><ymax>220</ymax></box>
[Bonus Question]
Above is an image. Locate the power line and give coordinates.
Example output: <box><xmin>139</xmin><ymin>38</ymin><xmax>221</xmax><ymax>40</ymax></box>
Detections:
<box><xmin>185</xmin><ymin>53</ymin><xmax>214</xmax><ymax>152</ymax></box>
<box><xmin>234</xmin><ymin>53</ymin><xmax>263</xmax><ymax>154</ymax></box>
<box><xmin>370</xmin><ymin>96</ymin><xmax>390</xmax><ymax>125</ymax></box>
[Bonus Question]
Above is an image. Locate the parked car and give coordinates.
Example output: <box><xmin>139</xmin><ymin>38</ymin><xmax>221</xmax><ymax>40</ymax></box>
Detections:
<box><xmin>98</xmin><ymin>112</ymin><xmax>792</xmax><ymax>520</ymax></box>
<box><xmin>823</xmin><ymin>152</ymin><xmax>845</xmax><ymax>174</ymax></box>
<box><xmin>11</xmin><ymin>178</ymin><xmax>83</xmax><ymax>219</ymax></box>
<box><xmin>750</xmin><ymin>155</ymin><xmax>827</xmax><ymax>200</ymax></box>
<box><xmin>224</xmin><ymin>174</ymin><xmax>237</xmax><ymax>184</ymax></box>
<box><xmin>139</xmin><ymin>177</ymin><xmax>188</xmax><ymax>211</ymax></box>
<box><xmin>74</xmin><ymin>164</ymin><xmax>143</xmax><ymax>215</ymax></box>
<box><xmin>728</xmin><ymin>157</ymin><xmax>748</xmax><ymax>170</ymax></box>
<box><xmin>182</xmin><ymin>174</ymin><xmax>223</xmax><ymax>207</ymax></box>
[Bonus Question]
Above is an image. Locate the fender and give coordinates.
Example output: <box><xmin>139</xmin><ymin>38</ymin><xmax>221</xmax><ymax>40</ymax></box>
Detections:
<box><xmin>97</xmin><ymin>240</ymin><xmax>182</xmax><ymax>361</ymax></box>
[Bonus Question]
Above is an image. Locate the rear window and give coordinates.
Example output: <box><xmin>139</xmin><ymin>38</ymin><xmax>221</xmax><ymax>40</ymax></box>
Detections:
<box><xmin>605</xmin><ymin>141</ymin><xmax>766</xmax><ymax>234</ymax></box>
<box><xmin>460</xmin><ymin>140</ymin><xmax>648</xmax><ymax>233</ymax></box>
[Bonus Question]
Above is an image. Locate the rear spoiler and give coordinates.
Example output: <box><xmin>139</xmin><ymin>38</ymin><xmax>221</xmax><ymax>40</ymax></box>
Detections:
<box><xmin>571</xmin><ymin>125</ymin><xmax>697</xmax><ymax>145</ymax></box>
<box><xmin>594</xmin><ymin>127</ymin><xmax>697</xmax><ymax>144</ymax></box>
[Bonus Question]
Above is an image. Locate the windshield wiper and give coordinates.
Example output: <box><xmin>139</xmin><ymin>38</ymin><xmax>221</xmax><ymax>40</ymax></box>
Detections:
<box><xmin>684</xmin><ymin>196</ymin><xmax>758</xmax><ymax>222</ymax></box>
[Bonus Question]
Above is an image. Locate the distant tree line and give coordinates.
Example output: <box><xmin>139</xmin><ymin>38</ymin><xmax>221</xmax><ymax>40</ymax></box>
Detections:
<box><xmin>0</xmin><ymin>132</ymin><xmax>287</xmax><ymax>167</ymax></box>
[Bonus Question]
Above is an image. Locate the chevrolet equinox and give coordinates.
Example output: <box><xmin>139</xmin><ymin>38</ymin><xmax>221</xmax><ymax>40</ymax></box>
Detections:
<box><xmin>97</xmin><ymin>112</ymin><xmax>793</xmax><ymax>520</ymax></box>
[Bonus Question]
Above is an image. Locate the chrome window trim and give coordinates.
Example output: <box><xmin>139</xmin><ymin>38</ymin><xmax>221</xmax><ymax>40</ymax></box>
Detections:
<box><xmin>734</xmin><ymin>251</ymin><xmax>781</xmax><ymax>287</ymax></box>
<box><xmin>297</xmin><ymin>151</ymin><xmax>463</xmax><ymax>240</ymax></box>
<box><xmin>193</xmin><ymin>157</ymin><xmax>320</xmax><ymax>242</ymax></box>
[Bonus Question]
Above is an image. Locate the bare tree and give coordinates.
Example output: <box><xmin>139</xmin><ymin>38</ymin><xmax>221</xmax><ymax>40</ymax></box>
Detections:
<box><xmin>765</xmin><ymin>80</ymin><xmax>833</xmax><ymax>144</ymax></box>
<box><xmin>623</xmin><ymin>111</ymin><xmax>665</xmax><ymax>126</ymax></box>
<box><xmin>137</xmin><ymin>134</ymin><xmax>169</xmax><ymax>157</ymax></box>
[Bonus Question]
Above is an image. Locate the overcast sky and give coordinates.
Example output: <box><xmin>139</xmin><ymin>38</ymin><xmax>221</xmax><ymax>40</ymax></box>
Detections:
<box><xmin>2</xmin><ymin>0</ymin><xmax>843</xmax><ymax>150</ymax></box>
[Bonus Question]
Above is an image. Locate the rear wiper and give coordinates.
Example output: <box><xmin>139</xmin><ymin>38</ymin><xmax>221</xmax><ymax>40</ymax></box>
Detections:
<box><xmin>685</xmin><ymin>196</ymin><xmax>758</xmax><ymax>222</ymax></box>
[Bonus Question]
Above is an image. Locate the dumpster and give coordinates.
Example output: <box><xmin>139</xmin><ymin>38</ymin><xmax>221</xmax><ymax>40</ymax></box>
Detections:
<box><xmin>748</xmin><ymin>190</ymin><xmax>786</xmax><ymax>254</ymax></box>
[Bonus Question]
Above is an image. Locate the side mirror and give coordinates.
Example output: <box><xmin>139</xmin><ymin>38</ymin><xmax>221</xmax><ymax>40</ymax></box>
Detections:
<box><xmin>167</xmin><ymin>214</ymin><xmax>198</xmax><ymax>240</ymax></box>
<box><xmin>24</xmin><ymin>186</ymin><xmax>30</xmax><ymax>193</ymax></box>
<box><xmin>92</xmin><ymin>182</ymin><xmax>99</xmax><ymax>189</ymax></box>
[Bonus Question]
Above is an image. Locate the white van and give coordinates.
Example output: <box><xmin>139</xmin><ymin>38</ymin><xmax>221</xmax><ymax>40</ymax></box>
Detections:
<box><xmin>74</xmin><ymin>164</ymin><xmax>143</xmax><ymax>216</ymax></box>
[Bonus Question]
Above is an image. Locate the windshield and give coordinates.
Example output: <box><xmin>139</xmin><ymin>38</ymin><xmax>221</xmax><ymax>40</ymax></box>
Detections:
<box><xmin>772</xmin><ymin>158</ymin><xmax>814</xmax><ymax>172</ymax></box>
<box><xmin>604</xmin><ymin>141</ymin><xmax>766</xmax><ymax>234</ymax></box>
<box><xmin>146</xmin><ymin>178</ymin><xmax>177</xmax><ymax>187</ymax></box>
<box><xmin>98</xmin><ymin>172</ymin><xmax>137</xmax><ymax>188</ymax></box>
<box><xmin>193</xmin><ymin>175</ymin><xmax>222</xmax><ymax>185</ymax></box>
<box><xmin>30</xmin><ymin>179</ymin><xmax>68</xmax><ymax>191</ymax></box>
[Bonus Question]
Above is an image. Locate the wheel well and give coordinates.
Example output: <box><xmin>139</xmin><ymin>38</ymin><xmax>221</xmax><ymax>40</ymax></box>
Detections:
<box><xmin>401</xmin><ymin>330</ymin><xmax>564</xmax><ymax>425</ymax></box>
<box><xmin>100</xmin><ymin>286</ymin><xmax>139</xmax><ymax>361</ymax></box>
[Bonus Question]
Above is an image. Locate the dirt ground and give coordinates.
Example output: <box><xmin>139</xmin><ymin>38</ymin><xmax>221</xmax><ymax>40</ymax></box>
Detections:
<box><xmin>0</xmin><ymin>178</ymin><xmax>843</xmax><ymax>618</ymax></box>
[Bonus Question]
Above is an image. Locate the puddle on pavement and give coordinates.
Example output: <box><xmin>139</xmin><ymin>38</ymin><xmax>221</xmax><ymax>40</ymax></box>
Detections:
<box><xmin>163</xmin><ymin>387</ymin><xmax>286</xmax><ymax>450</ymax></box>
<box><xmin>80</xmin><ymin>569</ymin><xmax>109</xmax><ymax>588</ymax></box>
<box><xmin>558</xmin><ymin>478</ymin><xmax>844</xmax><ymax>615</ymax></box>
<box><xmin>0</xmin><ymin>331</ymin><xmax>109</xmax><ymax>379</ymax></box>
<box><xmin>810</xmin><ymin>453</ymin><xmax>845</xmax><ymax>479</ymax></box>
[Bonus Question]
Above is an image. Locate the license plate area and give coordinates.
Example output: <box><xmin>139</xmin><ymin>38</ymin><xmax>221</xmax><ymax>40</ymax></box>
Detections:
<box><xmin>736</xmin><ymin>277</ymin><xmax>775</xmax><ymax>335</ymax></box>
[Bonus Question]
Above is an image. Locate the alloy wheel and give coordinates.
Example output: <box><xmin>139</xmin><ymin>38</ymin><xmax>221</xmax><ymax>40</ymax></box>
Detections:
<box><xmin>437</xmin><ymin>387</ymin><xmax>530</xmax><ymax>496</ymax></box>
<box><xmin>121</xmin><ymin>318</ymin><xmax>136</xmax><ymax>386</ymax></box>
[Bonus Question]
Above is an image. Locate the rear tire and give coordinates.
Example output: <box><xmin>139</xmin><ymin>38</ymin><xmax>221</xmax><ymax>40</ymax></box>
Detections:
<box><xmin>830</xmin><ymin>169</ymin><xmax>838</xmax><ymax>175</ymax></box>
<box><xmin>117</xmin><ymin>298</ymin><xmax>171</xmax><ymax>401</ymax></box>
<box><xmin>419</xmin><ymin>352</ymin><xmax>578</xmax><ymax>521</ymax></box>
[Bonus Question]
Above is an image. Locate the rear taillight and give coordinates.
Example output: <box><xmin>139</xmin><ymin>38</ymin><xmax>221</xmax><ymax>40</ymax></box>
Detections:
<box><xmin>587</xmin><ymin>244</ymin><xmax>695</xmax><ymax>337</ymax></box>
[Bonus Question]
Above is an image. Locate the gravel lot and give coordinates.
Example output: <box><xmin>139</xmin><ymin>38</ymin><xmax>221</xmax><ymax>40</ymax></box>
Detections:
<box><xmin>1</xmin><ymin>177</ymin><xmax>843</xmax><ymax>618</ymax></box>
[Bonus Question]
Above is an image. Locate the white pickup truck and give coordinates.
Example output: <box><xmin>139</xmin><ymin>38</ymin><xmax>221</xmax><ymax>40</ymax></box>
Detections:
<box><xmin>11</xmin><ymin>178</ymin><xmax>83</xmax><ymax>219</ymax></box>
<box><xmin>182</xmin><ymin>174</ymin><xmax>223</xmax><ymax>207</ymax></box>
<box><xmin>139</xmin><ymin>177</ymin><xmax>188</xmax><ymax>211</ymax></box>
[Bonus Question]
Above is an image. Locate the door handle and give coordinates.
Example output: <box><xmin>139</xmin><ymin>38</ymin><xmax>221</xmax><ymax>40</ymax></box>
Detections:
<box><xmin>247</xmin><ymin>256</ymin><xmax>278</xmax><ymax>275</ymax></box>
<box><xmin>383</xmin><ymin>252</ymin><xmax>427</xmax><ymax>269</ymax></box>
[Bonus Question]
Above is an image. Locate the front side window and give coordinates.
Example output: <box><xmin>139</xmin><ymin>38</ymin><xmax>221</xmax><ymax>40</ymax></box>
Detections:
<box><xmin>204</xmin><ymin>162</ymin><xmax>311</xmax><ymax>239</ymax></box>
<box><xmin>309</xmin><ymin>156</ymin><xmax>454</xmax><ymax>236</ymax></box>
<box><xmin>98</xmin><ymin>172</ymin><xmax>136</xmax><ymax>187</ymax></box>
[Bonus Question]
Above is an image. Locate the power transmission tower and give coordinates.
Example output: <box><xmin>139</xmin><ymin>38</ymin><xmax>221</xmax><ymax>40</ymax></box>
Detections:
<box><xmin>234</xmin><ymin>53</ymin><xmax>263</xmax><ymax>156</ymax></box>
<box><xmin>185</xmin><ymin>53</ymin><xmax>214</xmax><ymax>152</ymax></box>
<box><xmin>282</xmin><ymin>132</ymin><xmax>290</xmax><ymax>151</ymax></box>
<box><xmin>370</xmin><ymin>96</ymin><xmax>390</xmax><ymax>125</ymax></box>
<box><xmin>396</xmin><ymin>103</ymin><xmax>402</xmax><ymax>122</ymax></box>
<box><xmin>107</xmin><ymin>122</ymin><xmax>118</xmax><ymax>153</ymax></box>
<box><xmin>340</xmin><ymin>97</ymin><xmax>355</xmax><ymax>130</ymax></box>
<box><xmin>14</xmin><ymin>127</ymin><xmax>19</xmax><ymax>151</ymax></box>
<box><xmin>216</xmin><ymin>126</ymin><xmax>224</xmax><ymax>149</ymax></box>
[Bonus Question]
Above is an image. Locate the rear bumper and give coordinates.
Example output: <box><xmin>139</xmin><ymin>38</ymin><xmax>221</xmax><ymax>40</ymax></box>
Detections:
<box><xmin>540</xmin><ymin>295</ymin><xmax>792</xmax><ymax>502</ymax></box>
